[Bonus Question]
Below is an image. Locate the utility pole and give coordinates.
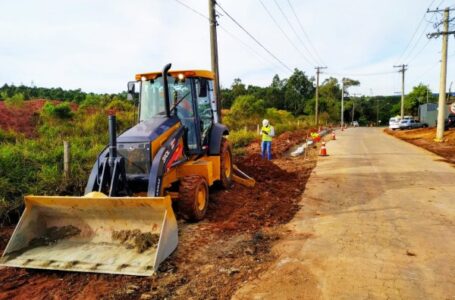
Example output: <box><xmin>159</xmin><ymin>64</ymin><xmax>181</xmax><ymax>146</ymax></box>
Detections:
<box><xmin>209</xmin><ymin>0</ymin><xmax>221</xmax><ymax>122</ymax></box>
<box><xmin>350</xmin><ymin>93</ymin><xmax>361</xmax><ymax>124</ymax></box>
<box><xmin>341</xmin><ymin>80</ymin><xmax>345</xmax><ymax>127</ymax></box>
<box><xmin>393</xmin><ymin>64</ymin><xmax>408</xmax><ymax>119</ymax></box>
<box><xmin>371</xmin><ymin>89</ymin><xmax>378</xmax><ymax>126</ymax></box>
<box><xmin>351</xmin><ymin>96</ymin><xmax>355</xmax><ymax>124</ymax></box>
<box><xmin>427</xmin><ymin>7</ymin><xmax>455</xmax><ymax>141</ymax></box>
<box><xmin>315</xmin><ymin>66</ymin><xmax>327</xmax><ymax>126</ymax></box>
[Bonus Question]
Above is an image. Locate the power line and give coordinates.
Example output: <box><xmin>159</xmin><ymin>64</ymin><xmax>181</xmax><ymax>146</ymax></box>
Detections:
<box><xmin>403</xmin><ymin>18</ymin><xmax>433</xmax><ymax>62</ymax></box>
<box><xmin>286</xmin><ymin>0</ymin><xmax>325</xmax><ymax>66</ymax></box>
<box><xmin>258</xmin><ymin>0</ymin><xmax>314</xmax><ymax>67</ymax></box>
<box><xmin>413</xmin><ymin>60</ymin><xmax>440</xmax><ymax>82</ymax></box>
<box><xmin>396</xmin><ymin>0</ymin><xmax>440</xmax><ymax>63</ymax></box>
<box><xmin>401</xmin><ymin>0</ymin><xmax>445</xmax><ymax>63</ymax></box>
<box><xmin>173</xmin><ymin>0</ymin><xmax>286</xmax><ymax>73</ymax></box>
<box><xmin>272</xmin><ymin>0</ymin><xmax>319</xmax><ymax>66</ymax></box>
<box><xmin>218</xmin><ymin>26</ymin><xmax>286</xmax><ymax>72</ymax></box>
<box><xmin>173</xmin><ymin>0</ymin><xmax>209</xmax><ymax>20</ymax></box>
<box><xmin>216</xmin><ymin>2</ymin><xmax>293</xmax><ymax>72</ymax></box>
<box><xmin>406</xmin><ymin>38</ymin><xmax>432</xmax><ymax>64</ymax></box>
<box><xmin>327</xmin><ymin>71</ymin><xmax>396</xmax><ymax>77</ymax></box>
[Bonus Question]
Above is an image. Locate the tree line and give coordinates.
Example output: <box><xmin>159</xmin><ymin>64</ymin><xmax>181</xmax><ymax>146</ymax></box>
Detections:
<box><xmin>221</xmin><ymin>69</ymin><xmax>437</xmax><ymax>125</ymax></box>
<box><xmin>1</xmin><ymin>72</ymin><xmax>437</xmax><ymax>126</ymax></box>
<box><xmin>0</xmin><ymin>84</ymin><xmax>127</xmax><ymax>105</ymax></box>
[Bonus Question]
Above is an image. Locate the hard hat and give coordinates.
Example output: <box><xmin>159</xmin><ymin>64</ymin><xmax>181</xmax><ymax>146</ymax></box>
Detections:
<box><xmin>262</xmin><ymin>119</ymin><xmax>269</xmax><ymax>127</ymax></box>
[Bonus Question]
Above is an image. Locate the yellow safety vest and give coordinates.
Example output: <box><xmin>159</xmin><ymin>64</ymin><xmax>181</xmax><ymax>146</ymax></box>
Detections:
<box><xmin>261</xmin><ymin>126</ymin><xmax>272</xmax><ymax>142</ymax></box>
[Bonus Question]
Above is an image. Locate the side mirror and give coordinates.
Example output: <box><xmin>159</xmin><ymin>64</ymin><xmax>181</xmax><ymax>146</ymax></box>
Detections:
<box><xmin>127</xmin><ymin>81</ymin><xmax>139</xmax><ymax>101</ymax></box>
<box><xmin>199</xmin><ymin>79</ymin><xmax>208</xmax><ymax>98</ymax></box>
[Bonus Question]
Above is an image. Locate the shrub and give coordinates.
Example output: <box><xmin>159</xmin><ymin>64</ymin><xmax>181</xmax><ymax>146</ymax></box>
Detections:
<box><xmin>227</xmin><ymin>129</ymin><xmax>258</xmax><ymax>148</ymax></box>
<box><xmin>106</xmin><ymin>99</ymin><xmax>134</xmax><ymax>111</ymax></box>
<box><xmin>264</xmin><ymin>108</ymin><xmax>295</xmax><ymax>125</ymax></box>
<box><xmin>4</xmin><ymin>93</ymin><xmax>25</xmax><ymax>107</ymax></box>
<box><xmin>41</xmin><ymin>102</ymin><xmax>74</xmax><ymax>119</ymax></box>
<box><xmin>0</xmin><ymin>128</ymin><xmax>18</xmax><ymax>143</ymax></box>
<box><xmin>79</xmin><ymin>94</ymin><xmax>111</xmax><ymax>109</ymax></box>
<box><xmin>224</xmin><ymin>95</ymin><xmax>265</xmax><ymax>130</ymax></box>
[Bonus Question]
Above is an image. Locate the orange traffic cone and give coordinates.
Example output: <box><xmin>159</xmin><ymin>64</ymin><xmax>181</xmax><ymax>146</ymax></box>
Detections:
<box><xmin>319</xmin><ymin>142</ymin><xmax>328</xmax><ymax>156</ymax></box>
<box><xmin>332</xmin><ymin>132</ymin><xmax>336</xmax><ymax>140</ymax></box>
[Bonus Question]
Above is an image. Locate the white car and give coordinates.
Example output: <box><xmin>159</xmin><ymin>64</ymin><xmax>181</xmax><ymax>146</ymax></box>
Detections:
<box><xmin>389</xmin><ymin>117</ymin><xmax>401</xmax><ymax>130</ymax></box>
<box><xmin>352</xmin><ymin>121</ymin><xmax>359</xmax><ymax>127</ymax></box>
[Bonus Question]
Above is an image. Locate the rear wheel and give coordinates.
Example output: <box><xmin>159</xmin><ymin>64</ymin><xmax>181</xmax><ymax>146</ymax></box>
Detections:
<box><xmin>219</xmin><ymin>138</ymin><xmax>233</xmax><ymax>188</ymax></box>
<box><xmin>178</xmin><ymin>175</ymin><xmax>209</xmax><ymax>222</ymax></box>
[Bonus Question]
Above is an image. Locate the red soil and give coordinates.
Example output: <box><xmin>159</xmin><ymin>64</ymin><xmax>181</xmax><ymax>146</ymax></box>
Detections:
<box><xmin>0</xmin><ymin>100</ymin><xmax>77</xmax><ymax>137</ymax></box>
<box><xmin>0</xmin><ymin>100</ymin><xmax>45</xmax><ymax>137</ymax></box>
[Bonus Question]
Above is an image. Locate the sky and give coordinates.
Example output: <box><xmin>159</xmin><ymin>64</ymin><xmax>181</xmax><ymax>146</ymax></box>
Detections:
<box><xmin>0</xmin><ymin>0</ymin><xmax>454</xmax><ymax>96</ymax></box>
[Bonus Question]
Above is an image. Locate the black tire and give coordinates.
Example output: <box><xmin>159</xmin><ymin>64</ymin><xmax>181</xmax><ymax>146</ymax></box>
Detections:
<box><xmin>219</xmin><ymin>138</ymin><xmax>233</xmax><ymax>188</ymax></box>
<box><xmin>178</xmin><ymin>175</ymin><xmax>209</xmax><ymax>222</ymax></box>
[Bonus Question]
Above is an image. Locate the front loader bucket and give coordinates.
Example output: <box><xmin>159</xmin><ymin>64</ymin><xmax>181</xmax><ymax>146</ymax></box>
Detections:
<box><xmin>0</xmin><ymin>192</ymin><xmax>178</xmax><ymax>276</ymax></box>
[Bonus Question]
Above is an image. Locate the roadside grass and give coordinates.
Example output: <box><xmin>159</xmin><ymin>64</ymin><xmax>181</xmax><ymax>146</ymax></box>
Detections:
<box><xmin>0</xmin><ymin>102</ymin><xmax>134</xmax><ymax>223</ymax></box>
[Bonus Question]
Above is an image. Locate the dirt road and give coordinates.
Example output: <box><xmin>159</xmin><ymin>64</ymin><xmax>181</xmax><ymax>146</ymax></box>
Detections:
<box><xmin>234</xmin><ymin>127</ymin><xmax>455</xmax><ymax>299</ymax></box>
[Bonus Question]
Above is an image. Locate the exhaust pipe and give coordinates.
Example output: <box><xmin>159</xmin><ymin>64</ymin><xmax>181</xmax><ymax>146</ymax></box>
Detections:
<box><xmin>162</xmin><ymin>63</ymin><xmax>172</xmax><ymax>118</ymax></box>
<box><xmin>108</xmin><ymin>115</ymin><xmax>117</xmax><ymax>169</ymax></box>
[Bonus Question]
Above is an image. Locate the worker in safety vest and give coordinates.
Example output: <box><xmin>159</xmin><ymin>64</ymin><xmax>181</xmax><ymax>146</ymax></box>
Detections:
<box><xmin>261</xmin><ymin>119</ymin><xmax>274</xmax><ymax>160</ymax></box>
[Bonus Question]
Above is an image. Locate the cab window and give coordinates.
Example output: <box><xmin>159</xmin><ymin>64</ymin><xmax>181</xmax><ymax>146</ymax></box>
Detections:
<box><xmin>196</xmin><ymin>78</ymin><xmax>213</xmax><ymax>145</ymax></box>
<box><xmin>170</xmin><ymin>78</ymin><xmax>198</xmax><ymax>151</ymax></box>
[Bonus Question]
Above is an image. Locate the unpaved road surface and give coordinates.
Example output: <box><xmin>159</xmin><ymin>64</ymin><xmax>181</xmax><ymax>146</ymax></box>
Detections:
<box><xmin>234</xmin><ymin>127</ymin><xmax>455</xmax><ymax>299</ymax></box>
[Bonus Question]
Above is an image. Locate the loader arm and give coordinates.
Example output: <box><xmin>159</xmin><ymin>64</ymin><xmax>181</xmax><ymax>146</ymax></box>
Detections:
<box><xmin>148</xmin><ymin>126</ymin><xmax>186</xmax><ymax>197</ymax></box>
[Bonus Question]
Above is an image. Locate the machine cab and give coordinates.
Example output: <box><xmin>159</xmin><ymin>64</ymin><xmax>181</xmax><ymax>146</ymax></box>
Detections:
<box><xmin>130</xmin><ymin>69</ymin><xmax>219</xmax><ymax>155</ymax></box>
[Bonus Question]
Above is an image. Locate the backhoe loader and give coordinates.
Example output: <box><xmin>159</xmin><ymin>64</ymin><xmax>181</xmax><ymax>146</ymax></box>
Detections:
<box><xmin>0</xmin><ymin>64</ymin><xmax>255</xmax><ymax>276</ymax></box>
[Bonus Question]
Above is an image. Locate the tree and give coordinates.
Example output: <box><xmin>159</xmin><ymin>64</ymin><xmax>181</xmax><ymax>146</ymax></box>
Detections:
<box><xmin>319</xmin><ymin>77</ymin><xmax>341</xmax><ymax>100</ymax></box>
<box><xmin>342</xmin><ymin>78</ymin><xmax>360</xmax><ymax>90</ymax></box>
<box><xmin>221</xmin><ymin>78</ymin><xmax>247</xmax><ymax>109</ymax></box>
<box><xmin>404</xmin><ymin>84</ymin><xmax>433</xmax><ymax>115</ymax></box>
<box><xmin>224</xmin><ymin>95</ymin><xmax>265</xmax><ymax>129</ymax></box>
<box><xmin>284</xmin><ymin>69</ymin><xmax>314</xmax><ymax>115</ymax></box>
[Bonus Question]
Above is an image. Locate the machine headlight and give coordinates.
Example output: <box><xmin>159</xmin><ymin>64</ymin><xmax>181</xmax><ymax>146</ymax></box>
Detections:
<box><xmin>117</xmin><ymin>142</ymin><xmax>151</xmax><ymax>175</ymax></box>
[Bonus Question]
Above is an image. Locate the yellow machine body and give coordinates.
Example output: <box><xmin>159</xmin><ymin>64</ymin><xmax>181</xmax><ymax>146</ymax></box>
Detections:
<box><xmin>0</xmin><ymin>67</ymin><xmax>255</xmax><ymax>276</ymax></box>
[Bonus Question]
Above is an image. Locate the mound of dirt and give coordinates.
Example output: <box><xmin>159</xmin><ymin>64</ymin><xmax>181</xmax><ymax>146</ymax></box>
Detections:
<box><xmin>112</xmin><ymin>230</ymin><xmax>159</xmax><ymax>253</ymax></box>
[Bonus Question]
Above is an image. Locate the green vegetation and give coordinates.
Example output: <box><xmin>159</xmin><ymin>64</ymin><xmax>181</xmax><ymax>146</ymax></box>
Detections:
<box><xmin>1</xmin><ymin>91</ymin><xmax>25</xmax><ymax>107</ymax></box>
<box><xmin>228</xmin><ymin>129</ymin><xmax>257</xmax><ymax>149</ymax></box>
<box><xmin>41</xmin><ymin>102</ymin><xmax>74</xmax><ymax>119</ymax></box>
<box><xmin>404</xmin><ymin>84</ymin><xmax>434</xmax><ymax>116</ymax></box>
<box><xmin>0</xmin><ymin>83</ymin><xmax>127</xmax><ymax>104</ymax></box>
<box><xmin>0</xmin><ymin>100</ymin><xmax>134</xmax><ymax>223</ymax></box>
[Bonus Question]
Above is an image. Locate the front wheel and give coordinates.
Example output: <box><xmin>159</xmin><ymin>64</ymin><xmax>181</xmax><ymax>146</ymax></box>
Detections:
<box><xmin>178</xmin><ymin>175</ymin><xmax>209</xmax><ymax>222</ymax></box>
<box><xmin>219</xmin><ymin>138</ymin><xmax>233</xmax><ymax>188</ymax></box>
